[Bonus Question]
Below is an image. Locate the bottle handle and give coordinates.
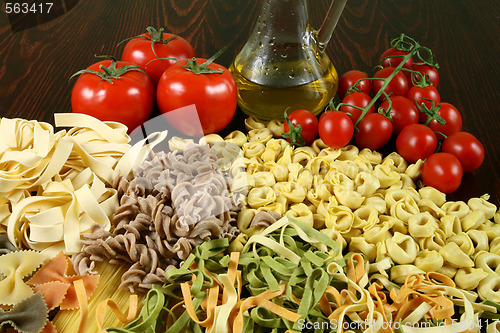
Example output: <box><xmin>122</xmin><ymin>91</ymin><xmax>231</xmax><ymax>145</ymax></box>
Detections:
<box><xmin>316</xmin><ymin>0</ymin><xmax>348</xmax><ymax>51</ymax></box>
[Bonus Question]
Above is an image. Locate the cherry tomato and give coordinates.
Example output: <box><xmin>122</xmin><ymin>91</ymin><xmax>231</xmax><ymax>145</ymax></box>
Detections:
<box><xmin>379</xmin><ymin>48</ymin><xmax>413</xmax><ymax>71</ymax></box>
<box><xmin>318</xmin><ymin>111</ymin><xmax>354</xmax><ymax>148</ymax></box>
<box><xmin>71</xmin><ymin>59</ymin><xmax>154</xmax><ymax>133</ymax></box>
<box><xmin>407</xmin><ymin>85</ymin><xmax>441</xmax><ymax>122</ymax></box>
<box><xmin>379</xmin><ymin>96</ymin><xmax>419</xmax><ymax>135</ymax></box>
<box><xmin>340</xmin><ymin>91</ymin><xmax>375</xmax><ymax>125</ymax></box>
<box><xmin>411</xmin><ymin>63</ymin><xmax>439</xmax><ymax>88</ymax></box>
<box><xmin>355</xmin><ymin>113</ymin><xmax>393</xmax><ymax>150</ymax></box>
<box><xmin>283</xmin><ymin>109</ymin><xmax>319</xmax><ymax>146</ymax></box>
<box><xmin>122</xmin><ymin>27</ymin><xmax>196</xmax><ymax>86</ymax></box>
<box><xmin>428</xmin><ymin>102</ymin><xmax>463</xmax><ymax>140</ymax></box>
<box><xmin>396</xmin><ymin>124</ymin><xmax>437</xmax><ymax>163</ymax></box>
<box><xmin>422</xmin><ymin>152</ymin><xmax>463</xmax><ymax>194</ymax></box>
<box><xmin>157</xmin><ymin>57</ymin><xmax>237</xmax><ymax>136</ymax></box>
<box><xmin>372</xmin><ymin>67</ymin><xmax>410</xmax><ymax>98</ymax></box>
<box><xmin>337</xmin><ymin>70</ymin><xmax>372</xmax><ymax>99</ymax></box>
<box><xmin>441</xmin><ymin>132</ymin><xmax>485</xmax><ymax>172</ymax></box>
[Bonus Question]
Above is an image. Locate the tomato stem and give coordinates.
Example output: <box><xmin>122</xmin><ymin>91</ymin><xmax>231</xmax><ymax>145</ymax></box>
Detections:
<box><xmin>282</xmin><ymin>111</ymin><xmax>306</xmax><ymax>146</ymax></box>
<box><xmin>354</xmin><ymin>34</ymin><xmax>437</xmax><ymax>128</ymax></box>
<box><xmin>69</xmin><ymin>57</ymin><xmax>149</xmax><ymax>84</ymax></box>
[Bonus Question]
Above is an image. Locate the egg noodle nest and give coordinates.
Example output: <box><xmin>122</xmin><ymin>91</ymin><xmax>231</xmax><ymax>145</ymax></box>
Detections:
<box><xmin>0</xmin><ymin>113</ymin><xmax>499</xmax><ymax>333</ymax></box>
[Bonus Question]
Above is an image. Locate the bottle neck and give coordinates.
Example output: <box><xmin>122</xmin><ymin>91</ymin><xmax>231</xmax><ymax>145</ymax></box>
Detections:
<box><xmin>255</xmin><ymin>0</ymin><xmax>310</xmax><ymax>44</ymax></box>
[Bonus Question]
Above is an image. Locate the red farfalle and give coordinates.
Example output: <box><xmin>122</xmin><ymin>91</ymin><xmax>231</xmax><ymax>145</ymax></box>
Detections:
<box><xmin>27</xmin><ymin>252</ymin><xmax>99</xmax><ymax>310</ymax></box>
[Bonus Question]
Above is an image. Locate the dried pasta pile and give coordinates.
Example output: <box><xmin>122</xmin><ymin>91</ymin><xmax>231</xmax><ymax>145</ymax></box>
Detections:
<box><xmin>2</xmin><ymin>113</ymin><xmax>500</xmax><ymax>333</ymax></box>
<box><xmin>109</xmin><ymin>217</ymin><xmax>500</xmax><ymax>333</ymax></box>
<box><xmin>72</xmin><ymin>143</ymin><xmax>243</xmax><ymax>294</ymax></box>
<box><xmin>230</xmin><ymin>117</ymin><xmax>500</xmax><ymax>307</ymax></box>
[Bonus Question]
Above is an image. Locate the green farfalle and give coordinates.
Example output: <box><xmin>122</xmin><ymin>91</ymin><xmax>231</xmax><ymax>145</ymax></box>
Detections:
<box><xmin>0</xmin><ymin>292</ymin><xmax>48</xmax><ymax>333</ymax></box>
<box><xmin>0</xmin><ymin>234</ymin><xmax>16</xmax><ymax>256</ymax></box>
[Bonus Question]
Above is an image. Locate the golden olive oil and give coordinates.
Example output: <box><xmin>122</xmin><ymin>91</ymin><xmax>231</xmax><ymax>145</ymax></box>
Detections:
<box><xmin>229</xmin><ymin>56</ymin><xmax>338</xmax><ymax>121</ymax></box>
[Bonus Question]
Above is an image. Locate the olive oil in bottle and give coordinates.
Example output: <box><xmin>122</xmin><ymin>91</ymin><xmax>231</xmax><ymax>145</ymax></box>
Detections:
<box><xmin>229</xmin><ymin>0</ymin><xmax>347</xmax><ymax>121</ymax></box>
<box><xmin>229</xmin><ymin>52</ymin><xmax>338</xmax><ymax>121</ymax></box>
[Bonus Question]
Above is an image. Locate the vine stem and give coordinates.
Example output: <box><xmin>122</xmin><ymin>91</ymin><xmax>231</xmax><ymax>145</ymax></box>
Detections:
<box><xmin>353</xmin><ymin>47</ymin><xmax>418</xmax><ymax>128</ymax></box>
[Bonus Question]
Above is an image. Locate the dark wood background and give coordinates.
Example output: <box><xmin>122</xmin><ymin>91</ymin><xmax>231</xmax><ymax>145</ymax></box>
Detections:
<box><xmin>0</xmin><ymin>0</ymin><xmax>499</xmax><ymax>206</ymax></box>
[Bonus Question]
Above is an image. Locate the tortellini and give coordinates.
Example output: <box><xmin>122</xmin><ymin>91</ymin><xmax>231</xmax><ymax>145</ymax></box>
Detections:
<box><xmin>232</xmin><ymin>117</ymin><xmax>500</xmax><ymax>300</ymax></box>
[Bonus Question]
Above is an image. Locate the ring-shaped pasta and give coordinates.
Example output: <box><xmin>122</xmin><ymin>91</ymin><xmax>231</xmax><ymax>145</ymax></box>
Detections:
<box><xmin>224</xmin><ymin>130</ymin><xmax>247</xmax><ymax>147</ymax></box>
<box><xmin>275</xmin><ymin>181</ymin><xmax>307</xmax><ymax>203</ymax></box>
<box><xmin>325</xmin><ymin>204</ymin><xmax>354</xmax><ymax>233</ymax></box>
<box><xmin>349</xmin><ymin>237</ymin><xmax>377</xmax><ymax>262</ymax></box>
<box><xmin>389</xmin><ymin>196</ymin><xmax>420</xmax><ymax>224</ymax></box>
<box><xmin>372</xmin><ymin>160</ymin><xmax>401</xmax><ymax>189</ymax></box>
<box><xmin>468</xmin><ymin>195</ymin><xmax>497</xmax><ymax>220</ymax></box>
<box><xmin>247</xmin><ymin>186</ymin><xmax>276</xmax><ymax>208</ymax></box>
<box><xmin>404</xmin><ymin>159</ymin><xmax>424</xmax><ymax>181</ymax></box>
<box><xmin>418</xmin><ymin>198</ymin><xmax>446</xmax><ymax>219</ymax></box>
<box><xmin>247</xmin><ymin>128</ymin><xmax>273</xmax><ymax>144</ymax></box>
<box><xmin>390</xmin><ymin>265</ymin><xmax>425</xmax><ymax>285</ymax></box>
<box><xmin>337</xmin><ymin>145</ymin><xmax>359</xmax><ymax>161</ymax></box>
<box><xmin>353</xmin><ymin>205</ymin><xmax>379</xmax><ymax>230</ymax></box>
<box><xmin>477</xmin><ymin>274</ymin><xmax>500</xmax><ymax>302</ymax></box>
<box><xmin>243</xmin><ymin>142</ymin><xmax>266</xmax><ymax>159</ymax></box>
<box><xmin>265</xmin><ymin>119</ymin><xmax>283</xmax><ymax>137</ymax></box>
<box><xmin>334</xmin><ymin>186</ymin><xmax>365</xmax><ymax>210</ymax></box>
<box><xmin>252</xmin><ymin>171</ymin><xmax>276</xmax><ymax>187</ymax></box>
<box><xmin>439</xmin><ymin>214</ymin><xmax>463</xmax><ymax>239</ymax></box>
<box><xmin>414</xmin><ymin>250</ymin><xmax>444</xmax><ymax>272</ymax></box>
<box><xmin>441</xmin><ymin>200</ymin><xmax>470</xmax><ymax>220</ymax></box>
<box><xmin>385</xmin><ymin>232</ymin><xmax>418</xmax><ymax>264</ymax></box>
<box><xmin>263</xmin><ymin>162</ymin><xmax>288</xmax><ymax>182</ymax></box>
<box><xmin>292</xmin><ymin>146</ymin><xmax>317</xmax><ymax>166</ymax></box>
<box><xmin>383</xmin><ymin>152</ymin><xmax>408</xmax><ymax>173</ymax></box>
<box><xmin>285</xmin><ymin>203</ymin><xmax>314</xmax><ymax>227</ymax></box>
<box><xmin>439</xmin><ymin>242</ymin><xmax>474</xmax><ymax>268</ymax></box>
<box><xmin>455</xmin><ymin>267</ymin><xmax>489</xmax><ymax>291</ymax></box>
<box><xmin>461</xmin><ymin>209</ymin><xmax>486</xmax><ymax>232</ymax></box>
<box><xmin>407</xmin><ymin>212</ymin><xmax>438</xmax><ymax>238</ymax></box>
<box><xmin>475</xmin><ymin>251</ymin><xmax>500</xmax><ymax>274</ymax></box>
<box><xmin>418</xmin><ymin>186</ymin><xmax>446</xmax><ymax>206</ymax></box>
<box><xmin>384</xmin><ymin>188</ymin><xmax>420</xmax><ymax>209</ymax></box>
<box><xmin>417</xmin><ymin>228</ymin><xmax>446</xmax><ymax>252</ymax></box>
<box><xmin>489</xmin><ymin>237</ymin><xmax>500</xmax><ymax>255</ymax></box>
<box><xmin>244</xmin><ymin>116</ymin><xmax>266</xmax><ymax>131</ymax></box>
<box><xmin>354</xmin><ymin>172</ymin><xmax>380</xmax><ymax>197</ymax></box>
<box><xmin>447</xmin><ymin>232</ymin><xmax>475</xmax><ymax>256</ymax></box>
<box><xmin>261</xmin><ymin>139</ymin><xmax>282</xmax><ymax>163</ymax></box>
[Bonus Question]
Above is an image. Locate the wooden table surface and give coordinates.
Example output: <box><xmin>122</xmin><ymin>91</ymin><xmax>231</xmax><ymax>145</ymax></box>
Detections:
<box><xmin>0</xmin><ymin>0</ymin><xmax>499</xmax><ymax>206</ymax></box>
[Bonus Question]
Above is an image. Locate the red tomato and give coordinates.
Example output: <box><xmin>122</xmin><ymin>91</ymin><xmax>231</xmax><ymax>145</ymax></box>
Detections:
<box><xmin>337</xmin><ymin>70</ymin><xmax>372</xmax><ymax>99</ymax></box>
<box><xmin>71</xmin><ymin>59</ymin><xmax>154</xmax><ymax>133</ymax></box>
<box><xmin>396</xmin><ymin>124</ymin><xmax>437</xmax><ymax>163</ymax></box>
<box><xmin>122</xmin><ymin>27</ymin><xmax>196</xmax><ymax>86</ymax></box>
<box><xmin>441</xmin><ymin>132</ymin><xmax>485</xmax><ymax>172</ymax></box>
<box><xmin>354</xmin><ymin>113</ymin><xmax>393</xmax><ymax>150</ymax></box>
<box><xmin>407</xmin><ymin>85</ymin><xmax>441</xmax><ymax>122</ymax></box>
<box><xmin>318</xmin><ymin>111</ymin><xmax>354</xmax><ymax>148</ymax></box>
<box><xmin>411</xmin><ymin>63</ymin><xmax>439</xmax><ymax>88</ymax></box>
<box><xmin>340</xmin><ymin>91</ymin><xmax>375</xmax><ymax>125</ymax></box>
<box><xmin>428</xmin><ymin>102</ymin><xmax>463</xmax><ymax>140</ymax></box>
<box><xmin>156</xmin><ymin>57</ymin><xmax>237</xmax><ymax>136</ymax></box>
<box><xmin>379</xmin><ymin>48</ymin><xmax>413</xmax><ymax>70</ymax></box>
<box><xmin>379</xmin><ymin>96</ymin><xmax>419</xmax><ymax>135</ymax></box>
<box><xmin>372</xmin><ymin>67</ymin><xmax>410</xmax><ymax>98</ymax></box>
<box><xmin>283</xmin><ymin>109</ymin><xmax>319</xmax><ymax>146</ymax></box>
<box><xmin>422</xmin><ymin>153</ymin><xmax>463</xmax><ymax>194</ymax></box>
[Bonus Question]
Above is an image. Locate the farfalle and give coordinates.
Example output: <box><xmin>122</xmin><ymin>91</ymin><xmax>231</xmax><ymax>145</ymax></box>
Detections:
<box><xmin>0</xmin><ymin>234</ymin><xmax>16</xmax><ymax>255</ymax></box>
<box><xmin>27</xmin><ymin>252</ymin><xmax>99</xmax><ymax>310</ymax></box>
<box><xmin>0</xmin><ymin>292</ymin><xmax>48</xmax><ymax>333</ymax></box>
<box><xmin>0</xmin><ymin>251</ymin><xmax>47</xmax><ymax>305</ymax></box>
